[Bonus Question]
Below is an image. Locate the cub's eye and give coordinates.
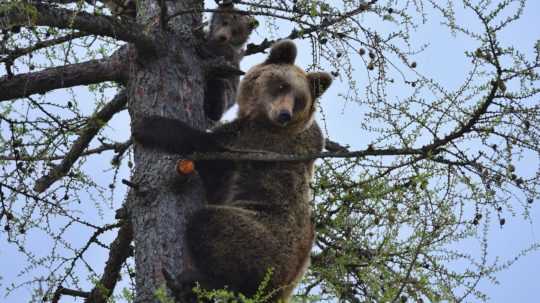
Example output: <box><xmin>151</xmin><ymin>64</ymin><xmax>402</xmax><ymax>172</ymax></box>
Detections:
<box><xmin>293</xmin><ymin>96</ymin><xmax>307</xmax><ymax>112</ymax></box>
<box><xmin>222</xmin><ymin>21</ymin><xmax>229</xmax><ymax>26</ymax></box>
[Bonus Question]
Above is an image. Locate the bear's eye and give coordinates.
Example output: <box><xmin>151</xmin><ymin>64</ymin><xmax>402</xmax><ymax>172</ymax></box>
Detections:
<box><xmin>278</xmin><ymin>83</ymin><xmax>290</xmax><ymax>91</ymax></box>
<box><xmin>222</xmin><ymin>21</ymin><xmax>229</xmax><ymax>26</ymax></box>
<box><xmin>267</xmin><ymin>81</ymin><xmax>289</xmax><ymax>96</ymax></box>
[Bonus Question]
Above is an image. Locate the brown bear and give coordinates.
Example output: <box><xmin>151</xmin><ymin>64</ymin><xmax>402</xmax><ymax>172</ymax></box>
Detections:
<box><xmin>203</xmin><ymin>2</ymin><xmax>257</xmax><ymax>121</ymax></box>
<box><xmin>133</xmin><ymin>40</ymin><xmax>332</xmax><ymax>302</ymax></box>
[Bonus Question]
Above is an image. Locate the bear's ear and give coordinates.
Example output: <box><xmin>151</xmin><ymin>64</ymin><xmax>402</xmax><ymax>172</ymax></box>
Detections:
<box><xmin>265</xmin><ymin>40</ymin><xmax>297</xmax><ymax>65</ymax></box>
<box><xmin>308</xmin><ymin>72</ymin><xmax>333</xmax><ymax>99</ymax></box>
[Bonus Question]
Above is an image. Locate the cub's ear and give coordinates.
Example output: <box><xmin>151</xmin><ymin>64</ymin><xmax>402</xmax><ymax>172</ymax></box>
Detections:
<box><xmin>308</xmin><ymin>72</ymin><xmax>333</xmax><ymax>99</ymax></box>
<box><xmin>247</xmin><ymin>16</ymin><xmax>259</xmax><ymax>31</ymax></box>
<box><xmin>265</xmin><ymin>40</ymin><xmax>297</xmax><ymax>65</ymax></box>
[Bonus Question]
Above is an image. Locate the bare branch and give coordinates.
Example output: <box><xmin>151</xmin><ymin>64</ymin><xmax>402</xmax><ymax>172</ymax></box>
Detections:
<box><xmin>34</xmin><ymin>90</ymin><xmax>128</xmax><ymax>193</ymax></box>
<box><xmin>0</xmin><ymin>51</ymin><xmax>128</xmax><ymax>101</ymax></box>
<box><xmin>0</xmin><ymin>2</ymin><xmax>154</xmax><ymax>52</ymax></box>
<box><xmin>85</xmin><ymin>221</ymin><xmax>133</xmax><ymax>303</ymax></box>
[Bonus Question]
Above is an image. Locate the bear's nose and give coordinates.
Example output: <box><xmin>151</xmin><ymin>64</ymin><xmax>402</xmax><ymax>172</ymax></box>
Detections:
<box><xmin>218</xmin><ymin>35</ymin><xmax>228</xmax><ymax>43</ymax></box>
<box><xmin>277</xmin><ymin>111</ymin><xmax>292</xmax><ymax>124</ymax></box>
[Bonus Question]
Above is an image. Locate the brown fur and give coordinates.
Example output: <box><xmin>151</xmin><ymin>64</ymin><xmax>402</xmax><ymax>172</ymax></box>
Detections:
<box><xmin>237</xmin><ymin>41</ymin><xmax>332</xmax><ymax>134</ymax></box>
<box><xmin>188</xmin><ymin>40</ymin><xmax>332</xmax><ymax>302</ymax></box>
<box><xmin>208</xmin><ymin>4</ymin><xmax>256</xmax><ymax>49</ymax></box>
<box><xmin>203</xmin><ymin>3</ymin><xmax>257</xmax><ymax>121</ymax></box>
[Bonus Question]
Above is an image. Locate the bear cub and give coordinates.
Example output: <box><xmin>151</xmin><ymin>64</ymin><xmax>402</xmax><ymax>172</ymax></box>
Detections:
<box><xmin>203</xmin><ymin>2</ymin><xmax>257</xmax><ymax>121</ymax></box>
<box><xmin>133</xmin><ymin>40</ymin><xmax>332</xmax><ymax>302</ymax></box>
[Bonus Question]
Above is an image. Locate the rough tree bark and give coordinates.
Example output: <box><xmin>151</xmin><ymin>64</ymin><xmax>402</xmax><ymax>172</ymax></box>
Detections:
<box><xmin>125</xmin><ymin>1</ymin><xmax>207</xmax><ymax>302</ymax></box>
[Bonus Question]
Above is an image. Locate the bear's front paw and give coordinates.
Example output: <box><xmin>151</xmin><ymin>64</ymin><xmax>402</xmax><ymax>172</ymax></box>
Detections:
<box><xmin>132</xmin><ymin>118</ymin><xmax>151</xmax><ymax>145</ymax></box>
<box><xmin>132</xmin><ymin>116</ymin><xmax>199</xmax><ymax>154</ymax></box>
<box><xmin>132</xmin><ymin>116</ymin><xmax>165</xmax><ymax>147</ymax></box>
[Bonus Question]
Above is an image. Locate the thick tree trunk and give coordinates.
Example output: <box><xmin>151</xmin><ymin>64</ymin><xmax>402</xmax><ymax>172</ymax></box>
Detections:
<box><xmin>126</xmin><ymin>1</ymin><xmax>206</xmax><ymax>302</ymax></box>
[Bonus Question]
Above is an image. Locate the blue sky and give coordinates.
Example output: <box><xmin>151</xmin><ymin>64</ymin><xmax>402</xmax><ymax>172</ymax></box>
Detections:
<box><xmin>1</xmin><ymin>1</ymin><xmax>540</xmax><ymax>302</ymax></box>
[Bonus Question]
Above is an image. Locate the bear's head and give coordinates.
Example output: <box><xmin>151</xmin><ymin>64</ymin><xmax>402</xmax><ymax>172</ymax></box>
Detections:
<box><xmin>208</xmin><ymin>3</ymin><xmax>258</xmax><ymax>47</ymax></box>
<box><xmin>236</xmin><ymin>40</ymin><xmax>332</xmax><ymax>133</ymax></box>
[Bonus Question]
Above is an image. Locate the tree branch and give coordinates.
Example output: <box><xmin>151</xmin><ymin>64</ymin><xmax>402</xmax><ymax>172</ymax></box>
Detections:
<box><xmin>324</xmin><ymin>139</ymin><xmax>350</xmax><ymax>153</ymax></box>
<box><xmin>203</xmin><ymin>56</ymin><xmax>245</xmax><ymax>77</ymax></box>
<box><xmin>52</xmin><ymin>287</ymin><xmax>90</xmax><ymax>303</ymax></box>
<box><xmin>244</xmin><ymin>0</ymin><xmax>378</xmax><ymax>56</ymax></box>
<box><xmin>85</xmin><ymin>221</ymin><xmax>133</xmax><ymax>303</ymax></box>
<box><xmin>0</xmin><ymin>2</ymin><xmax>154</xmax><ymax>52</ymax></box>
<box><xmin>0</xmin><ymin>31</ymin><xmax>88</xmax><ymax>64</ymax></box>
<box><xmin>185</xmin><ymin>146</ymin><xmax>436</xmax><ymax>162</ymax></box>
<box><xmin>0</xmin><ymin>140</ymin><xmax>131</xmax><ymax>162</ymax></box>
<box><xmin>34</xmin><ymin>90</ymin><xmax>127</xmax><ymax>193</ymax></box>
<box><xmin>166</xmin><ymin>0</ymin><xmax>377</xmax><ymax>57</ymax></box>
<box><xmin>0</xmin><ymin>51</ymin><xmax>128</xmax><ymax>101</ymax></box>
<box><xmin>52</xmin><ymin>222</ymin><xmax>124</xmax><ymax>303</ymax></box>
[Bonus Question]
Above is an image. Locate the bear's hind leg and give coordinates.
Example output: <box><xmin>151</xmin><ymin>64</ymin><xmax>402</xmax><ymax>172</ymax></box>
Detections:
<box><xmin>187</xmin><ymin>205</ymin><xmax>287</xmax><ymax>300</ymax></box>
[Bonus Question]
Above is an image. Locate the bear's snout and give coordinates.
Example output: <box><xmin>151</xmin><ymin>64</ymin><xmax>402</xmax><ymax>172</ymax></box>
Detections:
<box><xmin>211</xmin><ymin>28</ymin><xmax>232</xmax><ymax>44</ymax></box>
<box><xmin>269</xmin><ymin>93</ymin><xmax>295</xmax><ymax>126</ymax></box>
<box><xmin>217</xmin><ymin>34</ymin><xmax>228</xmax><ymax>43</ymax></box>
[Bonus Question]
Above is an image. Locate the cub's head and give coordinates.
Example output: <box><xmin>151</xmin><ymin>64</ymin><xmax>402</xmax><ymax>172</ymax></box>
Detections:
<box><xmin>208</xmin><ymin>3</ymin><xmax>258</xmax><ymax>47</ymax></box>
<box><xmin>237</xmin><ymin>40</ymin><xmax>332</xmax><ymax>132</ymax></box>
